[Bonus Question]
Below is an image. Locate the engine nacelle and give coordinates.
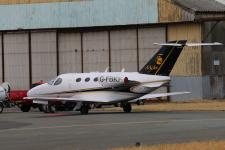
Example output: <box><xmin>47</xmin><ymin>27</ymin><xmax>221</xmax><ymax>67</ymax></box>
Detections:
<box><xmin>130</xmin><ymin>85</ymin><xmax>152</xmax><ymax>94</ymax></box>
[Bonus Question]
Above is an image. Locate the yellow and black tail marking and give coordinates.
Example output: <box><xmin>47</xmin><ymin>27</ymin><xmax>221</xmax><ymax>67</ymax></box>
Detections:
<box><xmin>139</xmin><ymin>40</ymin><xmax>187</xmax><ymax>76</ymax></box>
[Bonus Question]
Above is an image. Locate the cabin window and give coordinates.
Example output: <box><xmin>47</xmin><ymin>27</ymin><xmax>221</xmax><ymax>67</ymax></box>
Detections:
<box><xmin>54</xmin><ymin>78</ymin><xmax>62</xmax><ymax>85</ymax></box>
<box><xmin>85</xmin><ymin>77</ymin><xmax>90</xmax><ymax>82</ymax></box>
<box><xmin>94</xmin><ymin>77</ymin><xmax>98</xmax><ymax>82</ymax></box>
<box><xmin>76</xmin><ymin>78</ymin><xmax>81</xmax><ymax>82</ymax></box>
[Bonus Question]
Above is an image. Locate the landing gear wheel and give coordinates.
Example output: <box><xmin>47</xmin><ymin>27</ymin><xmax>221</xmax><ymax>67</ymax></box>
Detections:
<box><xmin>80</xmin><ymin>105</ymin><xmax>89</xmax><ymax>115</ymax></box>
<box><xmin>0</xmin><ymin>103</ymin><xmax>3</xmax><ymax>113</ymax></box>
<box><xmin>123</xmin><ymin>103</ymin><xmax>132</xmax><ymax>113</ymax></box>
<box><xmin>38</xmin><ymin>104</ymin><xmax>44</xmax><ymax>112</ymax></box>
<box><xmin>20</xmin><ymin>105</ymin><xmax>31</xmax><ymax>112</ymax></box>
<box><xmin>48</xmin><ymin>105</ymin><xmax>56</xmax><ymax>113</ymax></box>
<box><xmin>42</xmin><ymin>105</ymin><xmax>49</xmax><ymax>113</ymax></box>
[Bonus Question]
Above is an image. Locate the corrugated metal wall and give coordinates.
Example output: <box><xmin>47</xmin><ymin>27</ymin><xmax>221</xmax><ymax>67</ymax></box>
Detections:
<box><xmin>58</xmin><ymin>32</ymin><xmax>82</xmax><ymax>74</ymax></box>
<box><xmin>158</xmin><ymin>0</ymin><xmax>194</xmax><ymax>23</ymax></box>
<box><xmin>0</xmin><ymin>0</ymin><xmax>158</xmax><ymax>30</ymax></box>
<box><xmin>202</xmin><ymin>21</ymin><xmax>225</xmax><ymax>99</ymax></box>
<box><xmin>202</xmin><ymin>21</ymin><xmax>225</xmax><ymax>75</ymax></box>
<box><xmin>31</xmin><ymin>31</ymin><xmax>57</xmax><ymax>83</ymax></box>
<box><xmin>4</xmin><ymin>32</ymin><xmax>29</xmax><ymax>89</ymax></box>
<box><xmin>0</xmin><ymin>0</ymin><xmax>81</xmax><ymax>4</ymax></box>
<box><xmin>83</xmin><ymin>31</ymin><xmax>109</xmax><ymax>72</ymax></box>
<box><xmin>210</xmin><ymin>75</ymin><xmax>225</xmax><ymax>99</ymax></box>
<box><xmin>111</xmin><ymin>29</ymin><xmax>137</xmax><ymax>72</ymax></box>
<box><xmin>168</xmin><ymin>23</ymin><xmax>202</xmax><ymax>76</ymax></box>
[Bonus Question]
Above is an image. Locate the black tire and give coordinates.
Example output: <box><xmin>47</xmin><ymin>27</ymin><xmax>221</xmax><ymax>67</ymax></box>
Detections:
<box><xmin>42</xmin><ymin>105</ymin><xmax>49</xmax><ymax>113</ymax></box>
<box><xmin>20</xmin><ymin>105</ymin><xmax>31</xmax><ymax>112</ymax></box>
<box><xmin>123</xmin><ymin>103</ymin><xmax>132</xmax><ymax>113</ymax></box>
<box><xmin>48</xmin><ymin>105</ymin><xmax>56</xmax><ymax>113</ymax></box>
<box><xmin>38</xmin><ymin>104</ymin><xmax>44</xmax><ymax>112</ymax></box>
<box><xmin>80</xmin><ymin>105</ymin><xmax>89</xmax><ymax>115</ymax></box>
<box><xmin>0</xmin><ymin>103</ymin><xmax>4</xmax><ymax>113</ymax></box>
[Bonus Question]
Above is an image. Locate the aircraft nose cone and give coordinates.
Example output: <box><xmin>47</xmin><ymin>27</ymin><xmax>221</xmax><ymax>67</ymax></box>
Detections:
<box><xmin>27</xmin><ymin>89</ymin><xmax>34</xmax><ymax>97</ymax></box>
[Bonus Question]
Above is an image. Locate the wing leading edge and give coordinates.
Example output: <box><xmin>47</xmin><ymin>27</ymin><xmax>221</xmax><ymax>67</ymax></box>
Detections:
<box><xmin>129</xmin><ymin>91</ymin><xmax>190</xmax><ymax>102</ymax></box>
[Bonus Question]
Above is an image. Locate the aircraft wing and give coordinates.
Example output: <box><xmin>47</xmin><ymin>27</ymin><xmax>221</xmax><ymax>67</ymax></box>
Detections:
<box><xmin>130</xmin><ymin>91</ymin><xmax>190</xmax><ymax>102</ymax></box>
<box><xmin>24</xmin><ymin>91</ymin><xmax>140</xmax><ymax>103</ymax></box>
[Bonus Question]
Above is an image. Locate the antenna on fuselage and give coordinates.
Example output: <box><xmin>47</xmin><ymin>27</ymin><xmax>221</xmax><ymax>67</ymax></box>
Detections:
<box><xmin>121</xmin><ymin>68</ymin><xmax>125</xmax><ymax>72</ymax></box>
<box><xmin>104</xmin><ymin>67</ymin><xmax>109</xmax><ymax>72</ymax></box>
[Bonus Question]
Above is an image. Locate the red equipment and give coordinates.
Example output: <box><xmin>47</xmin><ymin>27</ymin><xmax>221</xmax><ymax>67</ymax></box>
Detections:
<box><xmin>9</xmin><ymin>81</ymin><xmax>44</xmax><ymax>112</ymax></box>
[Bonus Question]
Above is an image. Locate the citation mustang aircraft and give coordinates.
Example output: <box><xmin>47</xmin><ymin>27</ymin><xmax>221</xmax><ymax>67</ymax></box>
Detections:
<box><xmin>25</xmin><ymin>40</ymin><xmax>222</xmax><ymax>114</ymax></box>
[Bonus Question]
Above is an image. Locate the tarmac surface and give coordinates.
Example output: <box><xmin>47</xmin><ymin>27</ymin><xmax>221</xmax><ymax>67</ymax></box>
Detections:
<box><xmin>1</xmin><ymin>108</ymin><xmax>225</xmax><ymax>150</ymax></box>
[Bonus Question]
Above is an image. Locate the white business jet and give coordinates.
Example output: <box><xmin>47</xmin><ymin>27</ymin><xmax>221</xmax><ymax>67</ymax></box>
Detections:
<box><xmin>25</xmin><ymin>40</ymin><xmax>222</xmax><ymax>114</ymax></box>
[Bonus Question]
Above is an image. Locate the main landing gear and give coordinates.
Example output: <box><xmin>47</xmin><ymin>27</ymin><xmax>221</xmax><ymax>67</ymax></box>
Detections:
<box><xmin>80</xmin><ymin>104</ymin><xmax>90</xmax><ymax>115</ymax></box>
<box><xmin>40</xmin><ymin>104</ymin><xmax>56</xmax><ymax>113</ymax></box>
<box><xmin>0</xmin><ymin>102</ymin><xmax>3</xmax><ymax>113</ymax></box>
<box><xmin>122</xmin><ymin>103</ymin><xmax>132</xmax><ymax>113</ymax></box>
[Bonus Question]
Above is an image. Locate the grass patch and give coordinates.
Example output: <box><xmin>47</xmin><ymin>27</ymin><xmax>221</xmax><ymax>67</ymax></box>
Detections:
<box><xmin>111</xmin><ymin>140</ymin><xmax>225</xmax><ymax>150</ymax></box>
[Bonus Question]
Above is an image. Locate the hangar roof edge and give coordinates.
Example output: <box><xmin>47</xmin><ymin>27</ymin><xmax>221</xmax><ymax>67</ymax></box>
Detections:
<box><xmin>172</xmin><ymin>0</ymin><xmax>225</xmax><ymax>13</ymax></box>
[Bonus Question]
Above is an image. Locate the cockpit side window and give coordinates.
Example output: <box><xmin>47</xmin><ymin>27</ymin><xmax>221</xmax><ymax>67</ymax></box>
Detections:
<box><xmin>76</xmin><ymin>78</ymin><xmax>81</xmax><ymax>82</ymax></box>
<box><xmin>54</xmin><ymin>78</ymin><xmax>63</xmax><ymax>85</ymax></box>
<box><xmin>48</xmin><ymin>78</ymin><xmax>56</xmax><ymax>85</ymax></box>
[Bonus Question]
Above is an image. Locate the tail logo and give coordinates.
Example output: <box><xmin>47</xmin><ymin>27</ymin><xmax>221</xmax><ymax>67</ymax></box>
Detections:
<box><xmin>156</xmin><ymin>55</ymin><xmax>163</xmax><ymax>65</ymax></box>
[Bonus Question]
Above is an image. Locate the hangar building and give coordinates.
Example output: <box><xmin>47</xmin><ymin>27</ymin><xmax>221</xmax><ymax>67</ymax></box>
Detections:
<box><xmin>0</xmin><ymin>0</ymin><xmax>225</xmax><ymax>100</ymax></box>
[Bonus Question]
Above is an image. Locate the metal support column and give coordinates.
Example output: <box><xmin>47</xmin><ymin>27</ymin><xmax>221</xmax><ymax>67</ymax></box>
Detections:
<box><xmin>108</xmin><ymin>30</ymin><xmax>111</xmax><ymax>72</ymax></box>
<box><xmin>80</xmin><ymin>32</ymin><xmax>84</xmax><ymax>73</ymax></box>
<box><xmin>136</xmin><ymin>26</ymin><xmax>140</xmax><ymax>71</ymax></box>
<box><xmin>1</xmin><ymin>32</ymin><xmax>4</xmax><ymax>82</ymax></box>
<box><xmin>28</xmin><ymin>31</ymin><xmax>32</xmax><ymax>88</ymax></box>
<box><xmin>56</xmin><ymin>30</ymin><xmax>59</xmax><ymax>75</ymax></box>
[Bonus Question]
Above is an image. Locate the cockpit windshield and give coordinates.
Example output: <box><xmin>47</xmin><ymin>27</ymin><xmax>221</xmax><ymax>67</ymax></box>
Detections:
<box><xmin>54</xmin><ymin>78</ymin><xmax>62</xmax><ymax>85</ymax></box>
<box><xmin>47</xmin><ymin>78</ymin><xmax>57</xmax><ymax>85</ymax></box>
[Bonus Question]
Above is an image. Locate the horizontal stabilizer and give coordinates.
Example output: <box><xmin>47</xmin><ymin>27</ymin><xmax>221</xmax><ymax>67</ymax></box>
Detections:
<box><xmin>154</xmin><ymin>42</ymin><xmax>223</xmax><ymax>47</ymax></box>
<box><xmin>142</xmin><ymin>82</ymin><xmax>168</xmax><ymax>88</ymax></box>
<box><xmin>153</xmin><ymin>43</ymin><xmax>182</xmax><ymax>46</ymax></box>
<box><xmin>186</xmin><ymin>42</ymin><xmax>223</xmax><ymax>46</ymax></box>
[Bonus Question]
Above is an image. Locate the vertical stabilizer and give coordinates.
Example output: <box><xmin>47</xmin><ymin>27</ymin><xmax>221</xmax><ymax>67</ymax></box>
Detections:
<box><xmin>139</xmin><ymin>40</ymin><xmax>187</xmax><ymax>76</ymax></box>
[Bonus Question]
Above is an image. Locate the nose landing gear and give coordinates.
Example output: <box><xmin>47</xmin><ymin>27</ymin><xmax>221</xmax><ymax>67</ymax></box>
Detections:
<box><xmin>80</xmin><ymin>103</ymin><xmax>90</xmax><ymax>115</ymax></box>
<box><xmin>122</xmin><ymin>103</ymin><xmax>132</xmax><ymax>113</ymax></box>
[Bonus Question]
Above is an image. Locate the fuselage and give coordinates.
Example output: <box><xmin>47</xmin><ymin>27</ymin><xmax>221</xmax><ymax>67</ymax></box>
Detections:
<box><xmin>27</xmin><ymin>72</ymin><xmax>170</xmax><ymax>102</ymax></box>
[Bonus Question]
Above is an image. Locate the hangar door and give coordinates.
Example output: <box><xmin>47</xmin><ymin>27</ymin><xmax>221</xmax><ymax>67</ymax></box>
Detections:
<box><xmin>138</xmin><ymin>27</ymin><xmax>166</xmax><ymax>70</ymax></box>
<box><xmin>58</xmin><ymin>32</ymin><xmax>82</xmax><ymax>74</ymax></box>
<box><xmin>31</xmin><ymin>31</ymin><xmax>57</xmax><ymax>83</ymax></box>
<box><xmin>83</xmin><ymin>31</ymin><xmax>109</xmax><ymax>72</ymax></box>
<box><xmin>4</xmin><ymin>32</ymin><xmax>29</xmax><ymax>89</ymax></box>
<box><xmin>111</xmin><ymin>29</ymin><xmax>137</xmax><ymax>72</ymax></box>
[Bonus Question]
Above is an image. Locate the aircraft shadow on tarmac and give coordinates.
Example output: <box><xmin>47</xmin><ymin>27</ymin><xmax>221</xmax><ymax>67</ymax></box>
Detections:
<box><xmin>33</xmin><ymin>110</ymin><xmax>183</xmax><ymax>118</ymax></box>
